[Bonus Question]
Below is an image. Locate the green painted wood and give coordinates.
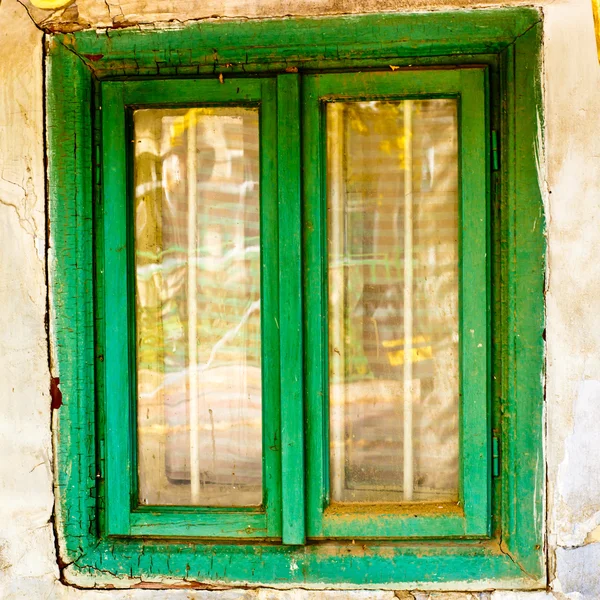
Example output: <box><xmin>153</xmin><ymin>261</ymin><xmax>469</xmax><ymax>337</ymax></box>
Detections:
<box><xmin>69</xmin><ymin>537</ymin><xmax>533</xmax><ymax>586</ymax></box>
<box><xmin>306</xmin><ymin>69</ymin><xmax>463</xmax><ymax>98</ymax></box>
<box><xmin>260</xmin><ymin>78</ymin><xmax>284</xmax><ymax>538</ymax></box>
<box><xmin>320</xmin><ymin>507</ymin><xmax>472</xmax><ymax>539</ymax></box>
<box><xmin>49</xmin><ymin>10</ymin><xmax>545</xmax><ymax>585</ymax></box>
<box><xmin>303</xmin><ymin>68</ymin><xmax>490</xmax><ymax>539</ymax></box>
<box><xmin>57</xmin><ymin>9</ymin><xmax>541</xmax><ymax>78</ymax></box>
<box><xmin>130</xmin><ymin>511</ymin><xmax>268</xmax><ymax>538</ymax></box>
<box><xmin>499</xmin><ymin>41</ymin><xmax>517</xmax><ymax>572</ymax></box>
<box><xmin>93</xmin><ymin>78</ymin><xmax>109</xmax><ymax>538</ymax></box>
<box><xmin>499</xmin><ymin>22</ymin><xmax>545</xmax><ymax>580</ymax></box>
<box><xmin>47</xmin><ymin>37</ymin><xmax>98</xmax><ymax>560</ymax></box>
<box><xmin>101</xmin><ymin>81</ymin><xmax>133</xmax><ymax>536</ymax></box>
<box><xmin>99</xmin><ymin>77</ymin><xmax>283</xmax><ymax>539</ymax></box>
<box><xmin>277</xmin><ymin>73</ymin><xmax>306</xmax><ymax>546</ymax></box>
<box><xmin>457</xmin><ymin>68</ymin><xmax>491</xmax><ymax>537</ymax></box>
<box><xmin>302</xmin><ymin>73</ymin><xmax>327</xmax><ymax>539</ymax></box>
<box><xmin>121</xmin><ymin>78</ymin><xmax>263</xmax><ymax>105</ymax></box>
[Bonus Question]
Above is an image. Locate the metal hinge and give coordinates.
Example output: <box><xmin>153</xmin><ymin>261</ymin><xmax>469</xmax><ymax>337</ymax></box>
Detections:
<box><xmin>492</xmin><ymin>435</ymin><xmax>500</xmax><ymax>478</ymax></box>
<box><xmin>491</xmin><ymin>130</ymin><xmax>499</xmax><ymax>171</ymax></box>
<box><xmin>97</xmin><ymin>438</ymin><xmax>105</xmax><ymax>480</ymax></box>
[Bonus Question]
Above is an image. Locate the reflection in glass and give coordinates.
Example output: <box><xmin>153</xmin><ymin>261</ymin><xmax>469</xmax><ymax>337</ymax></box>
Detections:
<box><xmin>134</xmin><ymin>107</ymin><xmax>262</xmax><ymax>506</ymax></box>
<box><xmin>328</xmin><ymin>99</ymin><xmax>459</xmax><ymax>503</ymax></box>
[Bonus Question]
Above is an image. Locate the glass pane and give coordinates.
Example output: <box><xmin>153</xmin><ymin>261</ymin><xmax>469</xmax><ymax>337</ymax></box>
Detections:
<box><xmin>327</xmin><ymin>99</ymin><xmax>459</xmax><ymax>503</ymax></box>
<box><xmin>134</xmin><ymin>107</ymin><xmax>262</xmax><ymax>506</ymax></box>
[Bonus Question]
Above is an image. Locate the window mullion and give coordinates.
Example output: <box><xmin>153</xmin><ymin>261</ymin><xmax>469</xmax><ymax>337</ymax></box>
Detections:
<box><xmin>277</xmin><ymin>72</ymin><xmax>306</xmax><ymax>545</ymax></box>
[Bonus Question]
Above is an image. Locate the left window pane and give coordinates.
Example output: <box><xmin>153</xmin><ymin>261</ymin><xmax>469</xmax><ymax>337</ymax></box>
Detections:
<box><xmin>133</xmin><ymin>107</ymin><xmax>262</xmax><ymax>507</ymax></box>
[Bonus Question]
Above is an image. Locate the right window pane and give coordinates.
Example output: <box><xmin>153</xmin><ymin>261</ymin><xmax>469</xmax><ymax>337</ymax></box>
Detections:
<box><xmin>327</xmin><ymin>98</ymin><xmax>459</xmax><ymax>503</ymax></box>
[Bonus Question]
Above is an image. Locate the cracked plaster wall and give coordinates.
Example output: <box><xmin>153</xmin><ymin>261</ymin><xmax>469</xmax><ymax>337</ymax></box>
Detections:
<box><xmin>543</xmin><ymin>0</ymin><xmax>600</xmax><ymax>597</ymax></box>
<box><xmin>1</xmin><ymin>0</ymin><xmax>600</xmax><ymax>597</ymax></box>
<box><xmin>14</xmin><ymin>0</ymin><xmax>570</xmax><ymax>32</ymax></box>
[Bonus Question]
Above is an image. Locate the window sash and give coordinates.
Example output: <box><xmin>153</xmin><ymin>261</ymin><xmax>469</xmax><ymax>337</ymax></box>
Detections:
<box><xmin>303</xmin><ymin>69</ymin><xmax>491</xmax><ymax>538</ymax></box>
<box><xmin>100</xmin><ymin>77</ymin><xmax>286</xmax><ymax>539</ymax></box>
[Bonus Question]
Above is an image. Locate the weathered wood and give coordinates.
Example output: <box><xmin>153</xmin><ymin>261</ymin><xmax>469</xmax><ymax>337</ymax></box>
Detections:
<box><xmin>500</xmin><ymin>22</ymin><xmax>545</xmax><ymax>578</ymax></box>
<box><xmin>67</xmin><ymin>537</ymin><xmax>531</xmax><ymax>586</ymax></box>
<box><xmin>48</xmin><ymin>37</ymin><xmax>97</xmax><ymax>563</ymax></box>
<box><xmin>49</xmin><ymin>10</ymin><xmax>545</xmax><ymax>586</ymax></box>
<box><xmin>101</xmin><ymin>80</ymin><xmax>132</xmax><ymax>536</ymax></box>
<box><xmin>98</xmin><ymin>76</ymin><xmax>283</xmax><ymax>539</ymax></box>
<box><xmin>56</xmin><ymin>9</ymin><xmax>541</xmax><ymax>77</ymax></box>
<box><xmin>260</xmin><ymin>77</ymin><xmax>285</xmax><ymax>539</ymax></box>
<box><xmin>130</xmin><ymin>511</ymin><xmax>269</xmax><ymax>537</ymax></box>
<box><xmin>458</xmin><ymin>67</ymin><xmax>491</xmax><ymax>538</ymax></box>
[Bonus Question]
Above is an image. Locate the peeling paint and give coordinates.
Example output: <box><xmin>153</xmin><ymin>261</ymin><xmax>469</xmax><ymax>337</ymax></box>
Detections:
<box><xmin>50</xmin><ymin>377</ymin><xmax>62</xmax><ymax>410</ymax></box>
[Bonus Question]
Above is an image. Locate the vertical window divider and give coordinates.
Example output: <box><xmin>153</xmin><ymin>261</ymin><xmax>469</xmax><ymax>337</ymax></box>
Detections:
<box><xmin>277</xmin><ymin>73</ymin><xmax>306</xmax><ymax>545</ymax></box>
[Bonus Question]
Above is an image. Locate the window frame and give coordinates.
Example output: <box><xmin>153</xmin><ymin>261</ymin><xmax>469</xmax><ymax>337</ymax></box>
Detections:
<box><xmin>48</xmin><ymin>8</ymin><xmax>545</xmax><ymax>588</ymax></box>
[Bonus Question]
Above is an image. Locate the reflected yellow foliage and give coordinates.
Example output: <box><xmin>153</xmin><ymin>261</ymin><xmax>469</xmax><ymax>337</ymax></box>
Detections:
<box><xmin>169</xmin><ymin>107</ymin><xmax>218</xmax><ymax>146</ymax></box>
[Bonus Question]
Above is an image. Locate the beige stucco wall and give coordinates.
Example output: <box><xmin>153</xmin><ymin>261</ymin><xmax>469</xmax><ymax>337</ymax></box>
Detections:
<box><xmin>17</xmin><ymin>0</ymin><xmax>558</xmax><ymax>30</ymax></box>
<box><xmin>1</xmin><ymin>0</ymin><xmax>599</xmax><ymax>597</ymax></box>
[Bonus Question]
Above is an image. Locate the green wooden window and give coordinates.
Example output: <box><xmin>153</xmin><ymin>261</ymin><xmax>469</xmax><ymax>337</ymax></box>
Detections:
<box><xmin>49</xmin><ymin>9</ymin><xmax>545</xmax><ymax>588</ymax></box>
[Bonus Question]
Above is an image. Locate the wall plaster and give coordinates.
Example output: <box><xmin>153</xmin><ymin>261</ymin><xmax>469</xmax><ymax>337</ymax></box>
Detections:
<box><xmin>2</xmin><ymin>0</ymin><xmax>600</xmax><ymax>597</ymax></box>
<box><xmin>20</xmin><ymin>0</ymin><xmax>558</xmax><ymax>32</ymax></box>
<box><xmin>543</xmin><ymin>2</ymin><xmax>600</xmax><ymax>598</ymax></box>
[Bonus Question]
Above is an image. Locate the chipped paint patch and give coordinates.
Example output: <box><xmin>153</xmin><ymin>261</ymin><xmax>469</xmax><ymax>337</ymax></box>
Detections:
<box><xmin>554</xmin><ymin>544</ymin><xmax>600</xmax><ymax>599</ymax></box>
<box><xmin>30</xmin><ymin>0</ymin><xmax>72</xmax><ymax>9</ymax></box>
<box><xmin>556</xmin><ymin>381</ymin><xmax>600</xmax><ymax>548</ymax></box>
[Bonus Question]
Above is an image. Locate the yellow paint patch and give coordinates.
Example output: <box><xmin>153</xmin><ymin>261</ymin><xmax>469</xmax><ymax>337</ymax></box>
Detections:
<box><xmin>593</xmin><ymin>0</ymin><xmax>600</xmax><ymax>62</ymax></box>
<box><xmin>30</xmin><ymin>0</ymin><xmax>72</xmax><ymax>9</ymax></box>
